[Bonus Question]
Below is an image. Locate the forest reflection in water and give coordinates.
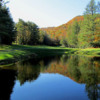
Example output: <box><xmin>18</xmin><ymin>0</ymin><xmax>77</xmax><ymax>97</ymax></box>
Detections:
<box><xmin>0</xmin><ymin>54</ymin><xmax>100</xmax><ymax>100</ymax></box>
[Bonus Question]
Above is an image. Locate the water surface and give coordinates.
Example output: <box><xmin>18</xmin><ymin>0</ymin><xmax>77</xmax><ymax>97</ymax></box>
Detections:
<box><xmin>0</xmin><ymin>55</ymin><xmax>100</xmax><ymax>100</ymax></box>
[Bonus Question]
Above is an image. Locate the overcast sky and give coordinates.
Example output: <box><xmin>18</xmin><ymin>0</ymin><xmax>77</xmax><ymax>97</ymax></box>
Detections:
<box><xmin>7</xmin><ymin>0</ymin><xmax>99</xmax><ymax>28</ymax></box>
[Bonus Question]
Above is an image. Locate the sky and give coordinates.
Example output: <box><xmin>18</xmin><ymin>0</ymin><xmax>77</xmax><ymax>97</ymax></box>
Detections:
<box><xmin>7</xmin><ymin>0</ymin><xmax>99</xmax><ymax>28</ymax></box>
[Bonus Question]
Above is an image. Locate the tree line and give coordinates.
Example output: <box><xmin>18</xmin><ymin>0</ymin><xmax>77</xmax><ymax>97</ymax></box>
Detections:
<box><xmin>0</xmin><ymin>0</ymin><xmax>58</xmax><ymax>46</ymax></box>
<box><xmin>65</xmin><ymin>0</ymin><xmax>100</xmax><ymax>48</ymax></box>
<box><xmin>0</xmin><ymin>0</ymin><xmax>100</xmax><ymax>48</ymax></box>
<box><xmin>42</xmin><ymin>0</ymin><xmax>100</xmax><ymax>48</ymax></box>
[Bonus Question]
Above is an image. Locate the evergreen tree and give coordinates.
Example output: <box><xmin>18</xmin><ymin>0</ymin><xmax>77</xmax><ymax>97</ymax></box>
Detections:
<box><xmin>0</xmin><ymin>0</ymin><xmax>15</xmax><ymax>44</ymax></box>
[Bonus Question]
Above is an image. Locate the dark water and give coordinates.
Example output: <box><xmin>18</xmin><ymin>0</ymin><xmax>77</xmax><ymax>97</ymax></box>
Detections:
<box><xmin>0</xmin><ymin>55</ymin><xmax>100</xmax><ymax>100</ymax></box>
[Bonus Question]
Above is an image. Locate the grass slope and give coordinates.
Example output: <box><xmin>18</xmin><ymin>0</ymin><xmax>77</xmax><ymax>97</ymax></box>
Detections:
<box><xmin>0</xmin><ymin>45</ymin><xmax>77</xmax><ymax>65</ymax></box>
<box><xmin>0</xmin><ymin>45</ymin><xmax>100</xmax><ymax>65</ymax></box>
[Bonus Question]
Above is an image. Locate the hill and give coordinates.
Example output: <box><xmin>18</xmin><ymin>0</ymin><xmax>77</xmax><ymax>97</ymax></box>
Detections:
<box><xmin>41</xmin><ymin>16</ymin><xmax>84</xmax><ymax>40</ymax></box>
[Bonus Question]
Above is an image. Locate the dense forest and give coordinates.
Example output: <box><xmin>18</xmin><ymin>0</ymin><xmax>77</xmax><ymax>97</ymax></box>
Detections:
<box><xmin>0</xmin><ymin>0</ymin><xmax>100</xmax><ymax>48</ymax></box>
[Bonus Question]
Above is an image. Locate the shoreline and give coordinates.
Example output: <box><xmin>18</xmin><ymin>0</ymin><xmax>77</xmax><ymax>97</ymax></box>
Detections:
<box><xmin>0</xmin><ymin>45</ymin><xmax>100</xmax><ymax>65</ymax></box>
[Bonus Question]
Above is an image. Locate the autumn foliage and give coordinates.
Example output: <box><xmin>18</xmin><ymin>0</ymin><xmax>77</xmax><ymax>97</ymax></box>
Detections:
<box><xmin>41</xmin><ymin>16</ymin><xmax>84</xmax><ymax>42</ymax></box>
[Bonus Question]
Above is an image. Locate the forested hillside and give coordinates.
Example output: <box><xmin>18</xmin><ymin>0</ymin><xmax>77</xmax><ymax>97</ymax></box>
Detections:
<box><xmin>41</xmin><ymin>16</ymin><xmax>84</xmax><ymax>46</ymax></box>
<box><xmin>41</xmin><ymin>16</ymin><xmax>84</xmax><ymax>37</ymax></box>
<box><xmin>40</xmin><ymin>0</ymin><xmax>100</xmax><ymax>48</ymax></box>
<box><xmin>41</xmin><ymin>13</ymin><xmax>100</xmax><ymax>48</ymax></box>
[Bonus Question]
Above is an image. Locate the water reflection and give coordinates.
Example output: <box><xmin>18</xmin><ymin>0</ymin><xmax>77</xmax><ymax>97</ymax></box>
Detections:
<box><xmin>0</xmin><ymin>55</ymin><xmax>100</xmax><ymax>100</ymax></box>
<box><xmin>0</xmin><ymin>69</ymin><xmax>17</xmax><ymax>100</ymax></box>
<box><xmin>16</xmin><ymin>56</ymin><xmax>59</xmax><ymax>85</ymax></box>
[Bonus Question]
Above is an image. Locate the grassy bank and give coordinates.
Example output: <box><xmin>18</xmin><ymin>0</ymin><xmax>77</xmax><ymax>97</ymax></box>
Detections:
<box><xmin>0</xmin><ymin>45</ymin><xmax>77</xmax><ymax>65</ymax></box>
<box><xmin>75</xmin><ymin>48</ymin><xmax>100</xmax><ymax>56</ymax></box>
<box><xmin>0</xmin><ymin>45</ymin><xmax>100</xmax><ymax>65</ymax></box>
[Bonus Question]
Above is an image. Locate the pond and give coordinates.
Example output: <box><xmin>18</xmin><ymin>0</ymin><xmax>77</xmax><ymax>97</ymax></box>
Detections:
<box><xmin>0</xmin><ymin>54</ymin><xmax>100</xmax><ymax>100</ymax></box>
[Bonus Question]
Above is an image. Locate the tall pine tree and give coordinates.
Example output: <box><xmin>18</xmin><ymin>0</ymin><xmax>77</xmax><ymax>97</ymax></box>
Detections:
<box><xmin>0</xmin><ymin>0</ymin><xmax>15</xmax><ymax>44</ymax></box>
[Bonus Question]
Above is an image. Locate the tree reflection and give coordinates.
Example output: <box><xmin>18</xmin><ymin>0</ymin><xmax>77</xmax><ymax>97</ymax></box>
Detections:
<box><xmin>85</xmin><ymin>58</ymin><xmax>100</xmax><ymax>100</ymax></box>
<box><xmin>66</xmin><ymin>55</ymin><xmax>81</xmax><ymax>82</ymax></box>
<box><xmin>0</xmin><ymin>69</ymin><xmax>17</xmax><ymax>100</ymax></box>
<box><xmin>16</xmin><ymin>56</ymin><xmax>60</xmax><ymax>85</ymax></box>
<box><xmin>85</xmin><ymin>72</ymin><xmax>100</xmax><ymax>100</ymax></box>
<box><xmin>0</xmin><ymin>54</ymin><xmax>100</xmax><ymax>100</ymax></box>
<box><xmin>17</xmin><ymin>62</ymin><xmax>41</xmax><ymax>85</ymax></box>
<box><xmin>66</xmin><ymin>55</ymin><xmax>100</xmax><ymax>100</ymax></box>
<box><xmin>42</xmin><ymin>55</ymin><xmax>100</xmax><ymax>100</ymax></box>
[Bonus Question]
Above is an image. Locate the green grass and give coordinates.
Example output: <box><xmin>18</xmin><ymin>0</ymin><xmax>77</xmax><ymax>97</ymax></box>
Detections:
<box><xmin>0</xmin><ymin>45</ymin><xmax>100</xmax><ymax>65</ymax></box>
<box><xmin>75</xmin><ymin>48</ymin><xmax>100</xmax><ymax>56</ymax></box>
<box><xmin>0</xmin><ymin>45</ymin><xmax>77</xmax><ymax>65</ymax></box>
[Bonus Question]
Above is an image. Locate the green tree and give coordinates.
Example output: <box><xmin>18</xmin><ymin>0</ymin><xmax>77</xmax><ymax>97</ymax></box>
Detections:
<box><xmin>26</xmin><ymin>21</ymin><xmax>39</xmax><ymax>45</ymax></box>
<box><xmin>16</xmin><ymin>19</ymin><xmax>39</xmax><ymax>45</ymax></box>
<box><xmin>78</xmin><ymin>0</ymin><xmax>98</xmax><ymax>48</ymax></box>
<box><xmin>84</xmin><ymin>0</ymin><xmax>97</xmax><ymax>16</ymax></box>
<box><xmin>78</xmin><ymin>16</ymin><xmax>97</xmax><ymax>48</ymax></box>
<box><xmin>39</xmin><ymin>30</ymin><xmax>46</xmax><ymax>44</ymax></box>
<box><xmin>0</xmin><ymin>0</ymin><xmax>15</xmax><ymax>44</ymax></box>
<box><xmin>66</xmin><ymin>20</ymin><xmax>80</xmax><ymax>48</ymax></box>
<box><xmin>60</xmin><ymin>37</ymin><xmax>68</xmax><ymax>47</ymax></box>
<box><xmin>15</xmin><ymin>19</ymin><xmax>26</xmax><ymax>44</ymax></box>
